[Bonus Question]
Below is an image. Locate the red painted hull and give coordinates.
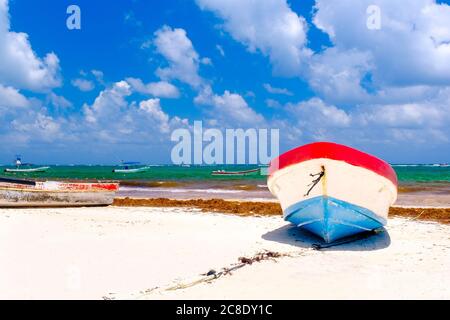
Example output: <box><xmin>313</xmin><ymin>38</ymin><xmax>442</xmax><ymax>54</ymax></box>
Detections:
<box><xmin>268</xmin><ymin>142</ymin><xmax>398</xmax><ymax>187</ymax></box>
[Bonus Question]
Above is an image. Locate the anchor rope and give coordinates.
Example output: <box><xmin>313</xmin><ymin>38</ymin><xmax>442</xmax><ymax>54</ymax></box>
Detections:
<box><xmin>304</xmin><ymin>169</ymin><xmax>325</xmax><ymax>196</ymax></box>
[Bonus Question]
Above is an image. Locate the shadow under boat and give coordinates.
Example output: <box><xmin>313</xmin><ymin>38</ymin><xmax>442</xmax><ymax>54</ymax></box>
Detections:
<box><xmin>262</xmin><ymin>223</ymin><xmax>391</xmax><ymax>252</ymax></box>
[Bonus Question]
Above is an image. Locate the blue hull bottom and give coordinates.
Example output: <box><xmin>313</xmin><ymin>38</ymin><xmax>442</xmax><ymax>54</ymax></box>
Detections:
<box><xmin>285</xmin><ymin>196</ymin><xmax>386</xmax><ymax>243</ymax></box>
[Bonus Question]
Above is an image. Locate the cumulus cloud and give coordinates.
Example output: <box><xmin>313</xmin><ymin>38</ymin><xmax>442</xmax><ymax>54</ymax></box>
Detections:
<box><xmin>0</xmin><ymin>84</ymin><xmax>30</xmax><ymax>108</ymax></box>
<box><xmin>10</xmin><ymin>113</ymin><xmax>64</xmax><ymax>143</ymax></box>
<box><xmin>154</xmin><ymin>25</ymin><xmax>205</xmax><ymax>88</ymax></box>
<box><xmin>82</xmin><ymin>80</ymin><xmax>188</xmax><ymax>143</ymax></box>
<box><xmin>310</xmin><ymin>0</ymin><xmax>450</xmax><ymax>101</ymax></box>
<box><xmin>265</xmin><ymin>98</ymin><xmax>282</xmax><ymax>109</ymax></box>
<box><xmin>126</xmin><ymin>77</ymin><xmax>180</xmax><ymax>98</ymax></box>
<box><xmin>0</xmin><ymin>0</ymin><xmax>61</xmax><ymax>92</ymax></box>
<box><xmin>286</xmin><ymin>98</ymin><xmax>351</xmax><ymax>140</ymax></box>
<box><xmin>91</xmin><ymin>69</ymin><xmax>105</xmax><ymax>85</ymax></box>
<box><xmin>71</xmin><ymin>78</ymin><xmax>95</xmax><ymax>92</ymax></box>
<box><xmin>83</xmin><ymin>81</ymin><xmax>132</xmax><ymax>125</ymax></box>
<box><xmin>196</xmin><ymin>0</ymin><xmax>311</xmax><ymax>76</ymax></box>
<box><xmin>282</xmin><ymin>94</ymin><xmax>450</xmax><ymax>147</ymax></box>
<box><xmin>138</xmin><ymin>98</ymin><xmax>171</xmax><ymax>133</ymax></box>
<box><xmin>306</xmin><ymin>48</ymin><xmax>372</xmax><ymax>105</ymax></box>
<box><xmin>195</xmin><ymin>85</ymin><xmax>265</xmax><ymax>126</ymax></box>
<box><xmin>47</xmin><ymin>92</ymin><xmax>72</xmax><ymax>109</ymax></box>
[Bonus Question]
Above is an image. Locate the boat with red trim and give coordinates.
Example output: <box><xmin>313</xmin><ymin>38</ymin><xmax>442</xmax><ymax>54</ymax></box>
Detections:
<box><xmin>0</xmin><ymin>177</ymin><xmax>119</xmax><ymax>207</ymax></box>
<box><xmin>267</xmin><ymin>142</ymin><xmax>398</xmax><ymax>243</ymax></box>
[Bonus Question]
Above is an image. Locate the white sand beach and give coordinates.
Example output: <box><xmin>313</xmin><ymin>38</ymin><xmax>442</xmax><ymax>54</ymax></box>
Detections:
<box><xmin>0</xmin><ymin>206</ymin><xmax>449</xmax><ymax>300</ymax></box>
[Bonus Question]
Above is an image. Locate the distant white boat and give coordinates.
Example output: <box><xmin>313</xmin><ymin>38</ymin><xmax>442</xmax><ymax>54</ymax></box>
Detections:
<box><xmin>4</xmin><ymin>166</ymin><xmax>50</xmax><ymax>173</ymax></box>
<box><xmin>211</xmin><ymin>168</ymin><xmax>260</xmax><ymax>176</ymax></box>
<box><xmin>112</xmin><ymin>161</ymin><xmax>151</xmax><ymax>173</ymax></box>
<box><xmin>4</xmin><ymin>156</ymin><xmax>49</xmax><ymax>173</ymax></box>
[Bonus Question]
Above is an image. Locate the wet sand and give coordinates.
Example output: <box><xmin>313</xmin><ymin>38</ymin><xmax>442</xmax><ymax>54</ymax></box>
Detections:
<box><xmin>117</xmin><ymin>181</ymin><xmax>450</xmax><ymax>207</ymax></box>
<box><xmin>1</xmin><ymin>206</ymin><xmax>449</xmax><ymax>299</ymax></box>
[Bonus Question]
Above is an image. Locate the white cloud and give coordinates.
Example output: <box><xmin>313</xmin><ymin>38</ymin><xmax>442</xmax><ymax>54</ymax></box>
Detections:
<box><xmin>287</xmin><ymin>98</ymin><xmax>351</xmax><ymax>131</ymax></box>
<box><xmin>265</xmin><ymin>98</ymin><xmax>282</xmax><ymax>109</ymax></box>
<box><xmin>0</xmin><ymin>0</ymin><xmax>61</xmax><ymax>92</ymax></box>
<box><xmin>196</xmin><ymin>0</ymin><xmax>311</xmax><ymax>76</ymax></box>
<box><xmin>139</xmin><ymin>98</ymin><xmax>170</xmax><ymax>133</ymax></box>
<box><xmin>126</xmin><ymin>77</ymin><xmax>180</xmax><ymax>98</ymax></box>
<box><xmin>281</xmin><ymin>94</ymin><xmax>450</xmax><ymax>146</ymax></box>
<box><xmin>312</xmin><ymin>0</ymin><xmax>450</xmax><ymax>89</ymax></box>
<box><xmin>195</xmin><ymin>85</ymin><xmax>265</xmax><ymax>126</ymax></box>
<box><xmin>263</xmin><ymin>83</ymin><xmax>293</xmax><ymax>96</ymax></box>
<box><xmin>83</xmin><ymin>81</ymin><xmax>131</xmax><ymax>124</ymax></box>
<box><xmin>0</xmin><ymin>84</ymin><xmax>30</xmax><ymax>108</ymax></box>
<box><xmin>201</xmin><ymin>57</ymin><xmax>213</xmax><ymax>65</ymax></box>
<box><xmin>306</xmin><ymin>48</ymin><xmax>372</xmax><ymax>104</ymax></box>
<box><xmin>71</xmin><ymin>78</ymin><xmax>95</xmax><ymax>92</ymax></box>
<box><xmin>11</xmin><ymin>113</ymin><xmax>63</xmax><ymax>143</ymax></box>
<box><xmin>154</xmin><ymin>25</ymin><xmax>205</xmax><ymax>88</ymax></box>
<box><xmin>91</xmin><ymin>69</ymin><xmax>105</xmax><ymax>85</ymax></box>
<box><xmin>82</xmin><ymin>80</ymin><xmax>187</xmax><ymax>142</ymax></box>
<box><xmin>46</xmin><ymin>92</ymin><xmax>72</xmax><ymax>109</ymax></box>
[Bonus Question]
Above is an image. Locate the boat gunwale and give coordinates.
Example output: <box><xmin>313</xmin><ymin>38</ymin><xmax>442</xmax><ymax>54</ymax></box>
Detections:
<box><xmin>268</xmin><ymin>141</ymin><xmax>398</xmax><ymax>186</ymax></box>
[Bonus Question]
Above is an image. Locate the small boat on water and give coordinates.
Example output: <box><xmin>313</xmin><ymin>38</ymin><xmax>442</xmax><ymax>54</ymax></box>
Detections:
<box><xmin>4</xmin><ymin>156</ymin><xmax>49</xmax><ymax>173</ymax></box>
<box><xmin>267</xmin><ymin>142</ymin><xmax>398</xmax><ymax>243</ymax></box>
<box><xmin>4</xmin><ymin>166</ymin><xmax>50</xmax><ymax>173</ymax></box>
<box><xmin>211</xmin><ymin>168</ymin><xmax>260</xmax><ymax>176</ymax></box>
<box><xmin>112</xmin><ymin>162</ymin><xmax>151</xmax><ymax>173</ymax></box>
<box><xmin>0</xmin><ymin>177</ymin><xmax>119</xmax><ymax>207</ymax></box>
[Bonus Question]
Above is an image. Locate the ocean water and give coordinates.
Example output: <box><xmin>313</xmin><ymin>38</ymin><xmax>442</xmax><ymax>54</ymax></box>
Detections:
<box><xmin>0</xmin><ymin>164</ymin><xmax>448</xmax><ymax>202</ymax></box>
<box><xmin>1</xmin><ymin>164</ymin><xmax>449</xmax><ymax>183</ymax></box>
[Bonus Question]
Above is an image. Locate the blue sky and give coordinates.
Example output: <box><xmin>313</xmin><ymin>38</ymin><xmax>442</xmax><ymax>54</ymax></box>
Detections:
<box><xmin>0</xmin><ymin>0</ymin><xmax>449</xmax><ymax>164</ymax></box>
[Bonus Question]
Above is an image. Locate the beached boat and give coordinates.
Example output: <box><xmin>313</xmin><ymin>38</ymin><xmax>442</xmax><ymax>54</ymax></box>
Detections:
<box><xmin>0</xmin><ymin>177</ymin><xmax>119</xmax><ymax>207</ymax></box>
<box><xmin>211</xmin><ymin>168</ymin><xmax>260</xmax><ymax>176</ymax></box>
<box><xmin>112</xmin><ymin>162</ymin><xmax>151</xmax><ymax>173</ymax></box>
<box><xmin>267</xmin><ymin>142</ymin><xmax>398</xmax><ymax>243</ymax></box>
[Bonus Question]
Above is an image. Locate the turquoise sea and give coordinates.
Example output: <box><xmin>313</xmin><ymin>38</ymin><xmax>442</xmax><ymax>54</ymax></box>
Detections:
<box><xmin>0</xmin><ymin>164</ymin><xmax>448</xmax><ymax>202</ymax></box>
<box><xmin>0</xmin><ymin>164</ymin><xmax>449</xmax><ymax>183</ymax></box>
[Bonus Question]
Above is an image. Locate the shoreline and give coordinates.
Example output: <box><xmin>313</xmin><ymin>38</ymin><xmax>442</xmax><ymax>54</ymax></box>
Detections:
<box><xmin>112</xmin><ymin>197</ymin><xmax>450</xmax><ymax>225</ymax></box>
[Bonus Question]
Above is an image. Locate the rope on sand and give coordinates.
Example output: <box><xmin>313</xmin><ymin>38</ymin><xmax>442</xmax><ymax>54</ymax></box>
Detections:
<box><xmin>115</xmin><ymin>250</ymin><xmax>311</xmax><ymax>300</ymax></box>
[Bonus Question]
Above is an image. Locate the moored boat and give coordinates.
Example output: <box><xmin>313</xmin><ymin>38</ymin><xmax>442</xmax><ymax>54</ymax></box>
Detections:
<box><xmin>4</xmin><ymin>166</ymin><xmax>50</xmax><ymax>173</ymax></box>
<box><xmin>267</xmin><ymin>142</ymin><xmax>398</xmax><ymax>243</ymax></box>
<box><xmin>0</xmin><ymin>177</ymin><xmax>119</xmax><ymax>207</ymax></box>
<box><xmin>211</xmin><ymin>168</ymin><xmax>260</xmax><ymax>176</ymax></box>
<box><xmin>112</xmin><ymin>162</ymin><xmax>151</xmax><ymax>173</ymax></box>
<box><xmin>4</xmin><ymin>156</ymin><xmax>49</xmax><ymax>173</ymax></box>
